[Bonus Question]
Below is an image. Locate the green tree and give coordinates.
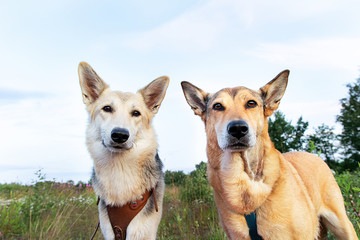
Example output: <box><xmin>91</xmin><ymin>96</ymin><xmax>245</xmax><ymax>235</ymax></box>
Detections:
<box><xmin>306</xmin><ymin>124</ymin><xmax>340</xmax><ymax>170</ymax></box>
<box><xmin>164</xmin><ymin>170</ymin><xmax>186</xmax><ymax>186</ymax></box>
<box><xmin>336</xmin><ymin>78</ymin><xmax>360</xmax><ymax>171</ymax></box>
<box><xmin>268</xmin><ymin>111</ymin><xmax>294</xmax><ymax>153</ymax></box>
<box><xmin>180</xmin><ymin>161</ymin><xmax>213</xmax><ymax>203</ymax></box>
<box><xmin>291</xmin><ymin>116</ymin><xmax>309</xmax><ymax>150</ymax></box>
<box><xmin>268</xmin><ymin>111</ymin><xmax>309</xmax><ymax>153</ymax></box>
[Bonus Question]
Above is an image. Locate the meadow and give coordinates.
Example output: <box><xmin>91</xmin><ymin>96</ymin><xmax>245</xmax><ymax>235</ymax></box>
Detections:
<box><xmin>0</xmin><ymin>164</ymin><xmax>359</xmax><ymax>239</ymax></box>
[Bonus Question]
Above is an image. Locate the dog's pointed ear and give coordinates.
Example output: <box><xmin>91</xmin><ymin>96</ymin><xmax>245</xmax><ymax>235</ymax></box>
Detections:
<box><xmin>138</xmin><ymin>76</ymin><xmax>169</xmax><ymax>114</ymax></box>
<box><xmin>260</xmin><ymin>70</ymin><xmax>289</xmax><ymax>117</ymax></box>
<box><xmin>181</xmin><ymin>81</ymin><xmax>208</xmax><ymax>117</ymax></box>
<box><xmin>78</xmin><ymin>62</ymin><xmax>109</xmax><ymax>105</ymax></box>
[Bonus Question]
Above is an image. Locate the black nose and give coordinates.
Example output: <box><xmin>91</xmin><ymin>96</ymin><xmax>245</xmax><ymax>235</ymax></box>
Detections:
<box><xmin>111</xmin><ymin>128</ymin><xmax>130</xmax><ymax>144</ymax></box>
<box><xmin>227</xmin><ymin>120</ymin><xmax>249</xmax><ymax>139</ymax></box>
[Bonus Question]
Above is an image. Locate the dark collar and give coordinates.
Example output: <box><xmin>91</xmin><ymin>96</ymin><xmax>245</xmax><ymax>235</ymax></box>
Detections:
<box><xmin>245</xmin><ymin>211</ymin><xmax>263</xmax><ymax>240</ymax></box>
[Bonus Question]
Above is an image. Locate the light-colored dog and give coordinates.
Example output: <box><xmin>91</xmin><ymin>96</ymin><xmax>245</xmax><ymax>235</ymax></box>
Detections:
<box><xmin>181</xmin><ymin>70</ymin><xmax>358</xmax><ymax>240</ymax></box>
<box><xmin>78</xmin><ymin>62</ymin><xmax>169</xmax><ymax>240</ymax></box>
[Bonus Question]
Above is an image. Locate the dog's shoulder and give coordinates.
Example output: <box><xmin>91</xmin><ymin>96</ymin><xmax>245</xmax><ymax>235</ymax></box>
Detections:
<box><xmin>283</xmin><ymin>151</ymin><xmax>336</xmax><ymax>199</ymax></box>
<box><xmin>283</xmin><ymin>151</ymin><xmax>330</xmax><ymax>171</ymax></box>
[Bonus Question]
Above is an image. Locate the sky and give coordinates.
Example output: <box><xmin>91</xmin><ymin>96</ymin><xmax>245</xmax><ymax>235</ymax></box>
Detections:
<box><xmin>0</xmin><ymin>0</ymin><xmax>359</xmax><ymax>184</ymax></box>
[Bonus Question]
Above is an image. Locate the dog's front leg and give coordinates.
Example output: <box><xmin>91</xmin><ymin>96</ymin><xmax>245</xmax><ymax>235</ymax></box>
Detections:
<box><xmin>213</xmin><ymin>190</ymin><xmax>252</xmax><ymax>240</ymax></box>
<box><xmin>98</xmin><ymin>199</ymin><xmax>115</xmax><ymax>240</ymax></box>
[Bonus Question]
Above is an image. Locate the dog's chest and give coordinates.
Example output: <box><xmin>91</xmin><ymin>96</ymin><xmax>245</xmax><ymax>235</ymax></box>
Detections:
<box><xmin>93</xmin><ymin>159</ymin><xmax>153</xmax><ymax>206</ymax></box>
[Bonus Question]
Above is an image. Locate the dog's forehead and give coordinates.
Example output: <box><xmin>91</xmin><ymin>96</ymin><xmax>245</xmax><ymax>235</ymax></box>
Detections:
<box><xmin>112</xmin><ymin>91</ymin><xmax>135</xmax><ymax>101</ymax></box>
<box><xmin>107</xmin><ymin>91</ymin><xmax>145</xmax><ymax>104</ymax></box>
<box><xmin>100</xmin><ymin>90</ymin><xmax>143</xmax><ymax>107</ymax></box>
<box><xmin>208</xmin><ymin>86</ymin><xmax>261</xmax><ymax>104</ymax></box>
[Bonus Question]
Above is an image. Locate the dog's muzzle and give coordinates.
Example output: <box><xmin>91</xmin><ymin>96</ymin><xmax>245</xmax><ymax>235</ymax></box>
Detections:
<box><xmin>224</xmin><ymin>120</ymin><xmax>253</xmax><ymax>151</ymax></box>
<box><xmin>102</xmin><ymin>127</ymin><xmax>132</xmax><ymax>152</ymax></box>
<box><xmin>111</xmin><ymin>128</ymin><xmax>130</xmax><ymax>144</ymax></box>
<box><xmin>227</xmin><ymin>120</ymin><xmax>249</xmax><ymax>139</ymax></box>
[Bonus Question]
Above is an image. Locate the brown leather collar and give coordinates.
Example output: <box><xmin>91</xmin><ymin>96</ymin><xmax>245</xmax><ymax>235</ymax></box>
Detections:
<box><xmin>90</xmin><ymin>184</ymin><xmax>158</xmax><ymax>240</ymax></box>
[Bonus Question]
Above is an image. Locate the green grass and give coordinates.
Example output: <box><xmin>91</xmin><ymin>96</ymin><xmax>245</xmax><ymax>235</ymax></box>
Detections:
<box><xmin>0</xmin><ymin>167</ymin><xmax>359</xmax><ymax>239</ymax></box>
<box><xmin>335</xmin><ymin>171</ymin><xmax>360</xmax><ymax>234</ymax></box>
<box><xmin>0</xmin><ymin>180</ymin><xmax>99</xmax><ymax>239</ymax></box>
<box><xmin>158</xmin><ymin>185</ymin><xmax>227</xmax><ymax>240</ymax></box>
<box><xmin>0</xmin><ymin>179</ymin><xmax>225</xmax><ymax>239</ymax></box>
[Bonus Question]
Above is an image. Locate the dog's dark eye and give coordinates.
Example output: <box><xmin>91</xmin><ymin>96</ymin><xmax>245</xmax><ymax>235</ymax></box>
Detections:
<box><xmin>213</xmin><ymin>103</ymin><xmax>225</xmax><ymax>111</ymax></box>
<box><xmin>102</xmin><ymin>106</ymin><xmax>113</xmax><ymax>113</ymax></box>
<box><xmin>132</xmin><ymin>110</ymin><xmax>141</xmax><ymax>117</ymax></box>
<box><xmin>246</xmin><ymin>100</ymin><xmax>257</xmax><ymax>108</ymax></box>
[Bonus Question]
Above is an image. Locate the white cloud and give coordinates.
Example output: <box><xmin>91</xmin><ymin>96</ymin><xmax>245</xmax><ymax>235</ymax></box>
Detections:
<box><xmin>232</xmin><ymin>0</ymin><xmax>344</xmax><ymax>22</ymax></box>
<box><xmin>119</xmin><ymin>0</ymin><xmax>351</xmax><ymax>52</ymax></box>
<box><xmin>279</xmin><ymin>100</ymin><xmax>342</xmax><ymax>129</ymax></box>
<box><xmin>0</xmin><ymin>96</ymin><xmax>92</xmax><ymax>183</ymax></box>
<box><xmin>250</xmin><ymin>37</ymin><xmax>360</xmax><ymax>72</ymax></box>
<box><xmin>121</xmin><ymin>1</ymin><xmax>227</xmax><ymax>52</ymax></box>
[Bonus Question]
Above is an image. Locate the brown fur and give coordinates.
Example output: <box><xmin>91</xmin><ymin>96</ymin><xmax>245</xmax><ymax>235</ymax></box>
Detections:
<box><xmin>181</xmin><ymin>70</ymin><xmax>358</xmax><ymax>240</ymax></box>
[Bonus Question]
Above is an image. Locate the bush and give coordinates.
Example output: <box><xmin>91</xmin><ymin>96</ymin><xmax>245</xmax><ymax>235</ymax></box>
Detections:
<box><xmin>335</xmin><ymin>168</ymin><xmax>360</xmax><ymax>235</ymax></box>
<box><xmin>164</xmin><ymin>170</ymin><xmax>186</xmax><ymax>186</ymax></box>
<box><xmin>0</xmin><ymin>201</ymin><xmax>25</xmax><ymax>237</ymax></box>
<box><xmin>180</xmin><ymin>162</ymin><xmax>213</xmax><ymax>204</ymax></box>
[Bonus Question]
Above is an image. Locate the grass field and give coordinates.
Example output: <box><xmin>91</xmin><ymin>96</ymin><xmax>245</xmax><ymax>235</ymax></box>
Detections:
<box><xmin>0</xmin><ymin>166</ymin><xmax>359</xmax><ymax>239</ymax></box>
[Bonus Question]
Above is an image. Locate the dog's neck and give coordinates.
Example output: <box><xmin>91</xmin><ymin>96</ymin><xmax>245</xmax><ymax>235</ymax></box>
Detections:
<box><xmin>241</xmin><ymin>122</ymin><xmax>278</xmax><ymax>181</ymax></box>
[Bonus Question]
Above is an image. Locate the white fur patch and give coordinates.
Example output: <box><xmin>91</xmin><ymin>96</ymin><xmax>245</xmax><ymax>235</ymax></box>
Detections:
<box><xmin>319</xmin><ymin>207</ymin><xmax>340</xmax><ymax>228</ymax></box>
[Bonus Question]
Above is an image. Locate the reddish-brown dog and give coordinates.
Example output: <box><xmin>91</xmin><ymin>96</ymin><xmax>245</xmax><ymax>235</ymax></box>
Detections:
<box><xmin>181</xmin><ymin>70</ymin><xmax>358</xmax><ymax>240</ymax></box>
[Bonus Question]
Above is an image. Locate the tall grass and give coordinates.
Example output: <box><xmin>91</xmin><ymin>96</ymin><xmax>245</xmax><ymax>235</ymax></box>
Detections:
<box><xmin>158</xmin><ymin>185</ymin><xmax>226</xmax><ymax>240</ymax></box>
<box><xmin>159</xmin><ymin>162</ymin><xmax>227</xmax><ymax>239</ymax></box>
<box><xmin>0</xmin><ymin>171</ymin><xmax>100</xmax><ymax>239</ymax></box>
<box><xmin>336</xmin><ymin>170</ymin><xmax>360</xmax><ymax>232</ymax></box>
<box><xmin>0</xmin><ymin>166</ymin><xmax>359</xmax><ymax>239</ymax></box>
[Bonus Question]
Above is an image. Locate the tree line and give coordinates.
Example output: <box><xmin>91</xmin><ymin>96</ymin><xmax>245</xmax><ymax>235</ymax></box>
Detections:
<box><xmin>268</xmin><ymin>77</ymin><xmax>360</xmax><ymax>172</ymax></box>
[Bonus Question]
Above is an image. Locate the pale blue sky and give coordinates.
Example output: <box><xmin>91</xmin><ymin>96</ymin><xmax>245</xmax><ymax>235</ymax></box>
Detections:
<box><xmin>0</xmin><ymin>0</ymin><xmax>359</xmax><ymax>183</ymax></box>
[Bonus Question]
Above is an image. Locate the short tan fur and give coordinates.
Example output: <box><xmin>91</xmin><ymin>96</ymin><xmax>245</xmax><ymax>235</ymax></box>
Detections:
<box><xmin>181</xmin><ymin>71</ymin><xmax>357</xmax><ymax>240</ymax></box>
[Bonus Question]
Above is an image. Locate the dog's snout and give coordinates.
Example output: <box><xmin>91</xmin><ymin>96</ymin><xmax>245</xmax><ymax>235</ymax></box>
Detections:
<box><xmin>227</xmin><ymin>120</ymin><xmax>249</xmax><ymax>139</ymax></box>
<box><xmin>111</xmin><ymin>128</ymin><xmax>130</xmax><ymax>144</ymax></box>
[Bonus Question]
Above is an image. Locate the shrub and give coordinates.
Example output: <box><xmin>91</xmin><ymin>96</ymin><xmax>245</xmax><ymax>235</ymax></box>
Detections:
<box><xmin>0</xmin><ymin>201</ymin><xmax>25</xmax><ymax>237</ymax></box>
<box><xmin>180</xmin><ymin>162</ymin><xmax>213</xmax><ymax>204</ymax></box>
<box><xmin>164</xmin><ymin>170</ymin><xmax>186</xmax><ymax>186</ymax></box>
<box><xmin>335</xmin><ymin>168</ymin><xmax>360</xmax><ymax>235</ymax></box>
